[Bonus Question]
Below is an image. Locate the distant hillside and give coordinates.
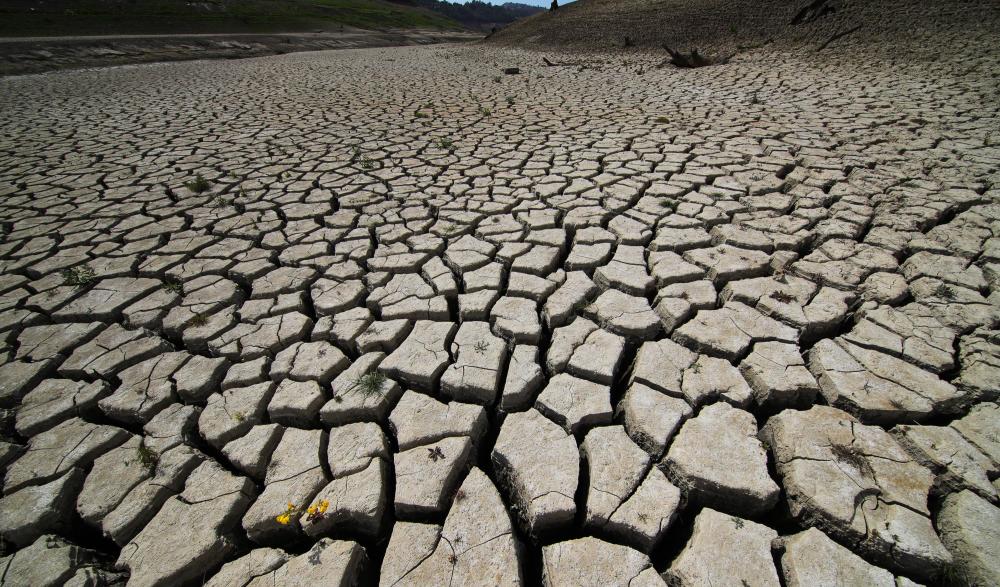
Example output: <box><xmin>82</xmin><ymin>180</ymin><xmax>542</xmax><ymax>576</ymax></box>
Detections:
<box><xmin>389</xmin><ymin>1</ymin><xmax>545</xmax><ymax>30</ymax></box>
<box><xmin>0</xmin><ymin>0</ymin><xmax>462</xmax><ymax>37</ymax></box>
<box><xmin>487</xmin><ymin>0</ymin><xmax>1000</xmax><ymax>55</ymax></box>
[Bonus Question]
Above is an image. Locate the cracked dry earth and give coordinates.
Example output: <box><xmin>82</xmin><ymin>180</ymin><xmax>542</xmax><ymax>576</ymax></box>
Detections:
<box><xmin>0</xmin><ymin>38</ymin><xmax>999</xmax><ymax>587</ymax></box>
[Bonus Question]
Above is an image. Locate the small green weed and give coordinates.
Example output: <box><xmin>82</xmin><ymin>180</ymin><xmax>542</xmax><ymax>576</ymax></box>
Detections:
<box><xmin>161</xmin><ymin>280</ymin><xmax>183</xmax><ymax>295</ymax></box>
<box><xmin>136</xmin><ymin>441</ymin><xmax>159</xmax><ymax>475</ymax></box>
<box><xmin>62</xmin><ymin>265</ymin><xmax>96</xmax><ymax>287</ymax></box>
<box><xmin>346</xmin><ymin>370</ymin><xmax>388</xmax><ymax>398</ymax></box>
<box><xmin>659</xmin><ymin>199</ymin><xmax>678</xmax><ymax>211</ymax></box>
<box><xmin>352</xmin><ymin>147</ymin><xmax>376</xmax><ymax>170</ymax></box>
<box><xmin>184</xmin><ymin>174</ymin><xmax>211</xmax><ymax>194</ymax></box>
<box><xmin>935</xmin><ymin>283</ymin><xmax>956</xmax><ymax>300</ymax></box>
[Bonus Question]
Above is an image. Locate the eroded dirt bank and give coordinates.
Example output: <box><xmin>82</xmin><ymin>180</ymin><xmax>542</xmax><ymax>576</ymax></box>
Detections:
<box><xmin>0</xmin><ymin>30</ymin><xmax>478</xmax><ymax>76</ymax></box>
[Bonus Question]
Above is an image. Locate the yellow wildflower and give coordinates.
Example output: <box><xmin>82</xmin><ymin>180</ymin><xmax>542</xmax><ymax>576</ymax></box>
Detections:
<box><xmin>303</xmin><ymin>499</ymin><xmax>332</xmax><ymax>523</ymax></box>
<box><xmin>275</xmin><ymin>502</ymin><xmax>299</xmax><ymax>525</ymax></box>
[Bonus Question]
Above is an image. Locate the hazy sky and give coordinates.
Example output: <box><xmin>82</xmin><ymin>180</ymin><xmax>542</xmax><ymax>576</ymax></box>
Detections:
<box><xmin>457</xmin><ymin>0</ymin><xmax>576</xmax><ymax>6</ymax></box>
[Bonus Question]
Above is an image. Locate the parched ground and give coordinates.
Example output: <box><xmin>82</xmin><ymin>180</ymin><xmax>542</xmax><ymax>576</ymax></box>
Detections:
<box><xmin>0</xmin><ymin>32</ymin><xmax>999</xmax><ymax>587</ymax></box>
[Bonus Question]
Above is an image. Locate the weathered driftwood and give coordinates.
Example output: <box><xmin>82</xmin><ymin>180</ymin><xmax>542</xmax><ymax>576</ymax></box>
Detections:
<box><xmin>662</xmin><ymin>46</ymin><xmax>730</xmax><ymax>68</ymax></box>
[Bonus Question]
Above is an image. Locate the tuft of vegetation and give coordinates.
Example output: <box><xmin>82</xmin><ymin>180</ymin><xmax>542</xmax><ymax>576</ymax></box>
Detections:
<box><xmin>415</xmin><ymin>110</ymin><xmax>429</xmax><ymax>119</ymax></box>
<box><xmin>506</xmin><ymin>95</ymin><xmax>515</xmax><ymax>106</ymax></box>
<box><xmin>352</xmin><ymin>146</ymin><xmax>376</xmax><ymax>170</ymax></box>
<box><xmin>62</xmin><ymin>265</ymin><xmax>96</xmax><ymax>287</ymax></box>
<box><xmin>435</xmin><ymin>137</ymin><xmax>456</xmax><ymax>151</ymax></box>
<box><xmin>830</xmin><ymin>442</ymin><xmax>875</xmax><ymax>479</ymax></box>
<box><xmin>135</xmin><ymin>441</ymin><xmax>159</xmax><ymax>475</ymax></box>
<box><xmin>478</xmin><ymin>105</ymin><xmax>492</xmax><ymax>116</ymax></box>
<box><xmin>184</xmin><ymin>174</ymin><xmax>211</xmax><ymax>194</ymax></box>
<box><xmin>161</xmin><ymin>279</ymin><xmax>183</xmax><ymax>295</ymax></box>
<box><xmin>473</xmin><ymin>340</ymin><xmax>489</xmax><ymax>354</ymax></box>
<box><xmin>659</xmin><ymin>198</ymin><xmax>678</xmax><ymax>211</ymax></box>
<box><xmin>210</xmin><ymin>195</ymin><xmax>230</xmax><ymax>208</ymax></box>
<box><xmin>934</xmin><ymin>283</ymin><xmax>956</xmax><ymax>300</ymax></box>
<box><xmin>346</xmin><ymin>370</ymin><xmax>388</xmax><ymax>399</ymax></box>
<box><xmin>769</xmin><ymin>290</ymin><xmax>796</xmax><ymax>304</ymax></box>
<box><xmin>427</xmin><ymin>446</ymin><xmax>445</xmax><ymax>461</ymax></box>
<box><xmin>189</xmin><ymin>313</ymin><xmax>210</xmax><ymax>328</ymax></box>
<box><xmin>655</xmin><ymin>116</ymin><xmax>670</xmax><ymax>124</ymax></box>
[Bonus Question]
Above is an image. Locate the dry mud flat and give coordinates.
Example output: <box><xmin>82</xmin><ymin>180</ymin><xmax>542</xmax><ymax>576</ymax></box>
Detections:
<box><xmin>0</xmin><ymin>36</ymin><xmax>998</xmax><ymax>586</ymax></box>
